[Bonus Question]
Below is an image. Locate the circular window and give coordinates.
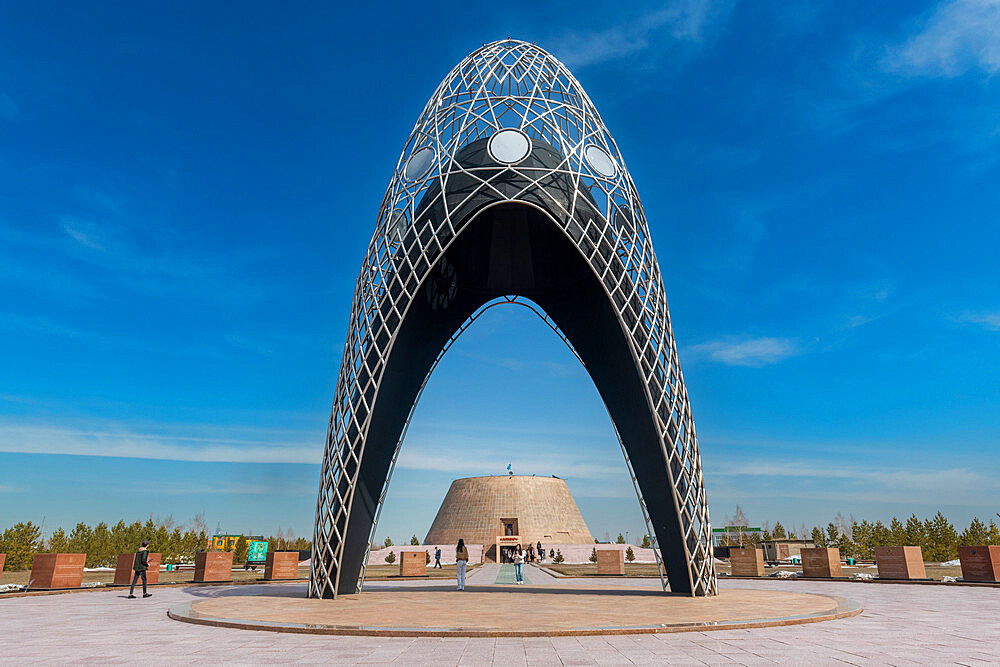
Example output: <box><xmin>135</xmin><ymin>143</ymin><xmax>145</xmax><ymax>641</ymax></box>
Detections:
<box><xmin>585</xmin><ymin>145</ymin><xmax>618</xmax><ymax>178</ymax></box>
<box><xmin>488</xmin><ymin>129</ymin><xmax>531</xmax><ymax>164</ymax></box>
<box><xmin>404</xmin><ymin>146</ymin><xmax>435</xmax><ymax>181</ymax></box>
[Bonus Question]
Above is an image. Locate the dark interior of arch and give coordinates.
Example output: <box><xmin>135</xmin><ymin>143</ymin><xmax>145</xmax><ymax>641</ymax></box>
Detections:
<box><xmin>327</xmin><ymin>201</ymin><xmax>695</xmax><ymax>597</ymax></box>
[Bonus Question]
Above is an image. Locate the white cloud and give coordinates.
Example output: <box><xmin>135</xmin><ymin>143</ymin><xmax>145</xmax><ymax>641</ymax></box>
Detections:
<box><xmin>886</xmin><ymin>0</ymin><xmax>1000</xmax><ymax>76</ymax></box>
<box><xmin>0</xmin><ymin>422</ymin><xmax>322</xmax><ymax>464</ymax></box>
<box><xmin>956</xmin><ymin>310</ymin><xmax>1000</xmax><ymax>330</ymax></box>
<box><xmin>549</xmin><ymin>0</ymin><xmax>734</xmax><ymax>67</ymax></box>
<box><xmin>688</xmin><ymin>336</ymin><xmax>801</xmax><ymax>367</ymax></box>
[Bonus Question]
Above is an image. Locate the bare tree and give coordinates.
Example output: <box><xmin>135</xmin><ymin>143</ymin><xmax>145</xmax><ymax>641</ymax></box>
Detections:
<box><xmin>191</xmin><ymin>513</ymin><xmax>208</xmax><ymax>535</ymax></box>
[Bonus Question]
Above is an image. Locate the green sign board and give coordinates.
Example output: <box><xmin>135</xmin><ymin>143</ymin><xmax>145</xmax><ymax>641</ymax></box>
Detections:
<box><xmin>247</xmin><ymin>540</ymin><xmax>269</xmax><ymax>564</ymax></box>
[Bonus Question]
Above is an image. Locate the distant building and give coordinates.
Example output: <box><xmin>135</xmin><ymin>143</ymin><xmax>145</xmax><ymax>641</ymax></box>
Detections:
<box><xmin>424</xmin><ymin>475</ymin><xmax>594</xmax><ymax>562</ymax></box>
<box><xmin>762</xmin><ymin>539</ymin><xmax>816</xmax><ymax>561</ymax></box>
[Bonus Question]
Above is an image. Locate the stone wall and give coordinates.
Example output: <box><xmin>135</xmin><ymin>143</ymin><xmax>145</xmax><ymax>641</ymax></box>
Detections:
<box><xmin>423</xmin><ymin>475</ymin><xmax>595</xmax><ymax>547</ymax></box>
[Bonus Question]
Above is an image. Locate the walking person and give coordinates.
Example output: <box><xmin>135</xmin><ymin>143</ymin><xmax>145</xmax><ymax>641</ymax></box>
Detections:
<box><xmin>434</xmin><ymin>546</ymin><xmax>442</xmax><ymax>569</ymax></box>
<box><xmin>513</xmin><ymin>544</ymin><xmax>524</xmax><ymax>584</ymax></box>
<box><xmin>537</xmin><ymin>541</ymin><xmax>543</xmax><ymax>563</ymax></box>
<box><xmin>456</xmin><ymin>539</ymin><xmax>469</xmax><ymax>591</ymax></box>
<box><xmin>128</xmin><ymin>540</ymin><xmax>153</xmax><ymax>599</ymax></box>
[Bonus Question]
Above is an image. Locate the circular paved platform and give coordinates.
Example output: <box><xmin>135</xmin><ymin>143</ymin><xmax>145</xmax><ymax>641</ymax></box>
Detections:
<box><xmin>167</xmin><ymin>585</ymin><xmax>861</xmax><ymax>637</ymax></box>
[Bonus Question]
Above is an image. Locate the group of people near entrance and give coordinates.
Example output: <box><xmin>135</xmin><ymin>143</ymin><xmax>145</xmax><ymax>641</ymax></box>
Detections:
<box><xmin>452</xmin><ymin>540</ymin><xmax>547</xmax><ymax>589</ymax></box>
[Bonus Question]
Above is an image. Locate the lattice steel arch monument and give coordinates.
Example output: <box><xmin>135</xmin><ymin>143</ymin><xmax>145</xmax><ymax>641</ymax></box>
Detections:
<box><xmin>311</xmin><ymin>39</ymin><xmax>716</xmax><ymax>598</ymax></box>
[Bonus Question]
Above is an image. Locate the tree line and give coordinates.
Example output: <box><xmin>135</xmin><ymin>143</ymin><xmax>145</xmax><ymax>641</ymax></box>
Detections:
<box><xmin>717</xmin><ymin>508</ymin><xmax>1000</xmax><ymax>562</ymax></box>
<box><xmin>0</xmin><ymin>516</ymin><xmax>312</xmax><ymax>570</ymax></box>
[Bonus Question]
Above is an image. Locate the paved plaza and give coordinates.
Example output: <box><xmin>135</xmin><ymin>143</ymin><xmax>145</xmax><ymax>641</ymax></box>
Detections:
<box><xmin>0</xmin><ymin>566</ymin><xmax>998</xmax><ymax>664</ymax></box>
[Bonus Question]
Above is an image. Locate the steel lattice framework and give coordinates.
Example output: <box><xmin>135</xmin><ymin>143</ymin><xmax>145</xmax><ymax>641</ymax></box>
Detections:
<box><xmin>311</xmin><ymin>39</ymin><xmax>716</xmax><ymax>598</ymax></box>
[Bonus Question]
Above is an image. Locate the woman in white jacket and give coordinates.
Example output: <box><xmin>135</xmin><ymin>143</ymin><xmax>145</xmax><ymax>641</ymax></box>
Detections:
<box><xmin>513</xmin><ymin>544</ymin><xmax>525</xmax><ymax>584</ymax></box>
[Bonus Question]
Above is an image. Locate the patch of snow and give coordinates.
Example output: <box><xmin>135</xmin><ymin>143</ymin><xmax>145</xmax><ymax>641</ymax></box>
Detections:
<box><xmin>0</xmin><ymin>584</ymin><xmax>26</xmax><ymax>593</ymax></box>
<box><xmin>84</xmin><ymin>567</ymin><xmax>115</xmax><ymax>571</ymax></box>
<box><xmin>851</xmin><ymin>572</ymin><xmax>875</xmax><ymax>580</ymax></box>
<box><xmin>770</xmin><ymin>570</ymin><xmax>801</xmax><ymax>578</ymax></box>
<box><xmin>940</xmin><ymin>559</ymin><xmax>960</xmax><ymax>567</ymax></box>
<box><xmin>81</xmin><ymin>582</ymin><xmax>104</xmax><ymax>588</ymax></box>
<box><xmin>941</xmin><ymin>575</ymin><xmax>959</xmax><ymax>582</ymax></box>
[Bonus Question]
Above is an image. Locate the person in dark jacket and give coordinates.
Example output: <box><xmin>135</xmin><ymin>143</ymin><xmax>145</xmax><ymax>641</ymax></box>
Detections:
<box><xmin>128</xmin><ymin>540</ymin><xmax>153</xmax><ymax>599</ymax></box>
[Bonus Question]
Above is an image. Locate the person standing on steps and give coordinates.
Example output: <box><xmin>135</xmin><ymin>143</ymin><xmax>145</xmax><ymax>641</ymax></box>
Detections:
<box><xmin>513</xmin><ymin>544</ymin><xmax>524</xmax><ymax>584</ymax></box>
<box><xmin>434</xmin><ymin>546</ymin><xmax>442</xmax><ymax>569</ymax></box>
<box><xmin>128</xmin><ymin>540</ymin><xmax>153</xmax><ymax>599</ymax></box>
<box><xmin>455</xmin><ymin>539</ymin><xmax>468</xmax><ymax>591</ymax></box>
<box><xmin>537</xmin><ymin>541</ymin><xmax>543</xmax><ymax>563</ymax></box>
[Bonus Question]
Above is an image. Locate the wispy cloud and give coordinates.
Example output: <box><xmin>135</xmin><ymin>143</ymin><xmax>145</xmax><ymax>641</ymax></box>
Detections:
<box><xmin>687</xmin><ymin>336</ymin><xmax>801</xmax><ymax>367</ymax></box>
<box><xmin>0</xmin><ymin>421</ymin><xmax>322</xmax><ymax>464</ymax></box>
<box><xmin>955</xmin><ymin>310</ymin><xmax>1000</xmax><ymax>330</ymax></box>
<box><xmin>709</xmin><ymin>458</ymin><xmax>999</xmax><ymax>506</ymax></box>
<box><xmin>885</xmin><ymin>0</ymin><xmax>1000</xmax><ymax>77</ymax></box>
<box><xmin>549</xmin><ymin>0</ymin><xmax>735</xmax><ymax>67</ymax></box>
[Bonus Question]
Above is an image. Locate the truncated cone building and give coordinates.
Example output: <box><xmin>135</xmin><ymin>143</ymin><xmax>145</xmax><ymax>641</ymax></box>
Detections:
<box><xmin>311</xmin><ymin>39</ymin><xmax>716</xmax><ymax>598</ymax></box>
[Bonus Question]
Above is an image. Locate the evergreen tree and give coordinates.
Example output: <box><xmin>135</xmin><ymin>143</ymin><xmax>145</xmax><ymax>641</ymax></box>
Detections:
<box><xmin>772</xmin><ymin>522</ymin><xmax>786</xmax><ymax>539</ymax></box>
<box><xmin>616</xmin><ymin>533</ymin><xmax>626</xmax><ymax>544</ymax></box>
<box><xmin>47</xmin><ymin>527</ymin><xmax>69</xmax><ymax>553</ymax></box>
<box><xmin>959</xmin><ymin>517</ymin><xmax>988</xmax><ymax>547</ymax></box>
<box><xmin>640</xmin><ymin>535</ymin><xmax>651</xmax><ymax>549</ymax></box>
<box><xmin>410</xmin><ymin>535</ymin><xmax>419</xmax><ymax>545</ymax></box>
<box><xmin>873</xmin><ymin>520</ymin><xmax>891</xmax><ymax>548</ymax></box>
<box><xmin>384</xmin><ymin>550</ymin><xmax>395</xmax><ymax>564</ymax></box>
<box><xmin>986</xmin><ymin>520</ymin><xmax>1000</xmax><ymax>546</ymax></box>
<box><xmin>589</xmin><ymin>547</ymin><xmax>598</xmax><ymax>563</ymax></box>
<box><xmin>837</xmin><ymin>531</ymin><xmax>855</xmax><ymax>558</ymax></box>
<box><xmin>904</xmin><ymin>514</ymin><xmax>925</xmax><ymax>548</ymax></box>
<box><xmin>625</xmin><ymin>546</ymin><xmax>635</xmax><ymax>562</ymax></box>
<box><xmin>889</xmin><ymin>517</ymin><xmax>905</xmax><ymax>545</ymax></box>
<box><xmin>0</xmin><ymin>521</ymin><xmax>43</xmax><ymax>570</ymax></box>
<box><xmin>927</xmin><ymin>512</ymin><xmax>958</xmax><ymax>561</ymax></box>
<box><xmin>811</xmin><ymin>526</ymin><xmax>825</xmax><ymax>548</ymax></box>
<box><xmin>852</xmin><ymin>520</ymin><xmax>874</xmax><ymax>559</ymax></box>
<box><xmin>383</xmin><ymin>537</ymin><xmax>393</xmax><ymax>548</ymax></box>
<box><xmin>234</xmin><ymin>536</ymin><xmax>249</xmax><ymax>564</ymax></box>
<box><xmin>825</xmin><ymin>523</ymin><xmax>839</xmax><ymax>546</ymax></box>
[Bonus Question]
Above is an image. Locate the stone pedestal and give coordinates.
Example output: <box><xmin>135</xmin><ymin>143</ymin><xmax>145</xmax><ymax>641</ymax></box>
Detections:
<box><xmin>596</xmin><ymin>549</ymin><xmax>625</xmax><ymax>575</ymax></box>
<box><xmin>729</xmin><ymin>548</ymin><xmax>765</xmax><ymax>577</ymax></box>
<box><xmin>29</xmin><ymin>553</ymin><xmax>86</xmax><ymax>589</ymax></box>
<box><xmin>264</xmin><ymin>551</ymin><xmax>300</xmax><ymax>580</ymax></box>
<box><xmin>399</xmin><ymin>550</ymin><xmax>426</xmax><ymax>577</ymax></box>
<box><xmin>958</xmin><ymin>545</ymin><xmax>1000</xmax><ymax>582</ymax></box>
<box><xmin>800</xmin><ymin>547</ymin><xmax>842</xmax><ymax>578</ymax></box>
<box><xmin>194</xmin><ymin>551</ymin><xmax>233</xmax><ymax>582</ymax></box>
<box><xmin>113</xmin><ymin>552</ymin><xmax>161</xmax><ymax>585</ymax></box>
<box><xmin>874</xmin><ymin>546</ymin><xmax>926</xmax><ymax>580</ymax></box>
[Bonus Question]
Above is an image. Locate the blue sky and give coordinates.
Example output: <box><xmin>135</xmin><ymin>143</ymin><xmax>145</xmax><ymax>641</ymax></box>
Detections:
<box><xmin>1</xmin><ymin>1</ymin><xmax>999</xmax><ymax>543</ymax></box>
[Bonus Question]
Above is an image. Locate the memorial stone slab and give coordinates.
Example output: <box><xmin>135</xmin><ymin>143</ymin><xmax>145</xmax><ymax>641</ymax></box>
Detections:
<box><xmin>0</xmin><ymin>553</ymin><xmax>5</xmax><ymax>581</ymax></box>
<box><xmin>875</xmin><ymin>546</ymin><xmax>926</xmax><ymax>580</ymax></box>
<box><xmin>958</xmin><ymin>545</ymin><xmax>1000</xmax><ymax>582</ymax></box>
<box><xmin>399</xmin><ymin>550</ymin><xmax>427</xmax><ymax>577</ymax></box>
<box><xmin>194</xmin><ymin>551</ymin><xmax>233</xmax><ymax>582</ymax></box>
<box><xmin>29</xmin><ymin>553</ymin><xmax>86</xmax><ymax>589</ymax></box>
<box><xmin>596</xmin><ymin>549</ymin><xmax>626</xmax><ymax>575</ymax></box>
<box><xmin>800</xmin><ymin>547</ymin><xmax>842</xmax><ymax>578</ymax></box>
<box><xmin>113</xmin><ymin>552</ymin><xmax>161</xmax><ymax>585</ymax></box>
<box><xmin>729</xmin><ymin>547</ymin><xmax>765</xmax><ymax>577</ymax></box>
<box><xmin>264</xmin><ymin>551</ymin><xmax>300</xmax><ymax>580</ymax></box>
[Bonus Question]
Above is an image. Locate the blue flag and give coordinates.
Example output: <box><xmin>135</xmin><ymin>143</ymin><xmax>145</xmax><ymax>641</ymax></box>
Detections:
<box><xmin>506</xmin><ymin>463</ymin><xmax>511</xmax><ymax>471</ymax></box>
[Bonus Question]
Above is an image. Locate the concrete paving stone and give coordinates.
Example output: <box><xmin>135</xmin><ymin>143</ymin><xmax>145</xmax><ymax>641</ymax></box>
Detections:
<box><xmin>2</xmin><ymin>577</ymin><xmax>999</xmax><ymax>664</ymax></box>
